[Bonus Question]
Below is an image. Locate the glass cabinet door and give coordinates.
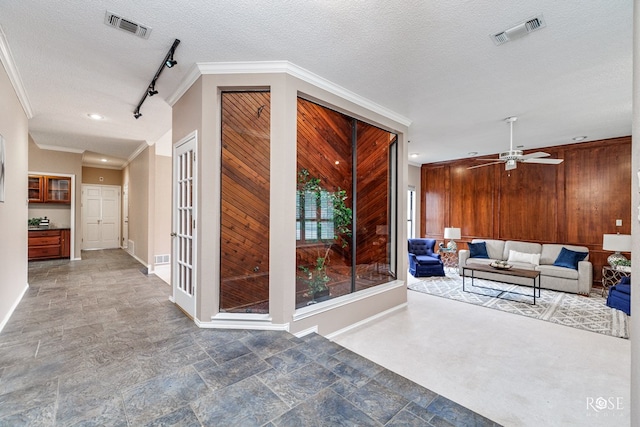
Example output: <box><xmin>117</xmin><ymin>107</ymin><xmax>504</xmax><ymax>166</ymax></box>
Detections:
<box><xmin>28</xmin><ymin>175</ymin><xmax>44</xmax><ymax>202</ymax></box>
<box><xmin>45</xmin><ymin>176</ymin><xmax>71</xmax><ymax>203</ymax></box>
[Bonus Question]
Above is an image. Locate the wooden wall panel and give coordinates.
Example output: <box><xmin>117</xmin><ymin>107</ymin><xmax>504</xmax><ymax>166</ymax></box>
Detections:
<box><xmin>450</xmin><ymin>163</ymin><xmax>495</xmax><ymax>239</ymax></box>
<box><xmin>356</xmin><ymin>122</ymin><xmax>391</xmax><ymax>266</ymax></box>
<box><xmin>420</xmin><ymin>137</ymin><xmax>631</xmax><ymax>285</ymax></box>
<box><xmin>220</xmin><ymin>92</ymin><xmax>270</xmax><ymax>312</ymax></box>
<box><xmin>422</xmin><ymin>164</ymin><xmax>447</xmax><ymax>236</ymax></box>
<box><xmin>498</xmin><ymin>163</ymin><xmax>558</xmax><ymax>242</ymax></box>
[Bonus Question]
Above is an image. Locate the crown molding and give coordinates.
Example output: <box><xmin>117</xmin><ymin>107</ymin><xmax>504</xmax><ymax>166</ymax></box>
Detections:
<box><xmin>35</xmin><ymin>143</ymin><xmax>84</xmax><ymax>154</ymax></box>
<box><xmin>166</xmin><ymin>60</ymin><xmax>412</xmax><ymax>128</ymax></box>
<box><xmin>0</xmin><ymin>25</ymin><xmax>33</xmax><ymax>118</ymax></box>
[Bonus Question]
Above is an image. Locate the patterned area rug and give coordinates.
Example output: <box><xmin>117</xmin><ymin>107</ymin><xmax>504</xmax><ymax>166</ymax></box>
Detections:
<box><xmin>408</xmin><ymin>273</ymin><xmax>629</xmax><ymax>339</ymax></box>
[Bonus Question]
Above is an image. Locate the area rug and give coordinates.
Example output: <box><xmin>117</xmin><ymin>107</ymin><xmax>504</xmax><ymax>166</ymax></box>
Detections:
<box><xmin>408</xmin><ymin>273</ymin><xmax>629</xmax><ymax>339</ymax></box>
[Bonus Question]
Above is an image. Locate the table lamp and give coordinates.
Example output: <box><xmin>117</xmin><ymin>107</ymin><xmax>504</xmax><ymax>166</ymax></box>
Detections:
<box><xmin>444</xmin><ymin>227</ymin><xmax>461</xmax><ymax>251</ymax></box>
<box><xmin>602</xmin><ymin>234</ymin><xmax>632</xmax><ymax>267</ymax></box>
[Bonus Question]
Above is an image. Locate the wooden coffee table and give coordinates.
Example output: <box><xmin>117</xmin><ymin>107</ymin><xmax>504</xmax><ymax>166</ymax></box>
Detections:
<box><xmin>462</xmin><ymin>263</ymin><xmax>541</xmax><ymax>305</ymax></box>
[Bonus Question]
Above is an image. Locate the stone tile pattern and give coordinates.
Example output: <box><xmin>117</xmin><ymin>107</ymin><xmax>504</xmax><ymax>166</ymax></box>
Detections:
<box><xmin>0</xmin><ymin>249</ymin><xmax>500</xmax><ymax>426</ymax></box>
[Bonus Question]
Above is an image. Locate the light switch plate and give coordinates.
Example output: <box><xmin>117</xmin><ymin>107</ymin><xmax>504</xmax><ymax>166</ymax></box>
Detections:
<box><xmin>616</xmin><ymin>219</ymin><xmax>623</xmax><ymax>226</ymax></box>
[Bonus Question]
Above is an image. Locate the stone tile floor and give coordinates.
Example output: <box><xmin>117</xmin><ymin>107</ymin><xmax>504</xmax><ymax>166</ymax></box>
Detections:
<box><xmin>0</xmin><ymin>249</ymin><xmax>500</xmax><ymax>426</ymax></box>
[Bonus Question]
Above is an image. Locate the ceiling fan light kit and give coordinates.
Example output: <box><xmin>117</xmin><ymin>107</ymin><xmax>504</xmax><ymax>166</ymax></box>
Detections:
<box><xmin>468</xmin><ymin>116</ymin><xmax>564</xmax><ymax>171</ymax></box>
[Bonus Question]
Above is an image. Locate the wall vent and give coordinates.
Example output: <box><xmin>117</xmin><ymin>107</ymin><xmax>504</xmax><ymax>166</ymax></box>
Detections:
<box><xmin>104</xmin><ymin>11</ymin><xmax>152</xmax><ymax>39</ymax></box>
<box><xmin>127</xmin><ymin>240</ymin><xmax>134</xmax><ymax>255</ymax></box>
<box><xmin>491</xmin><ymin>14</ymin><xmax>546</xmax><ymax>46</ymax></box>
<box><xmin>155</xmin><ymin>254</ymin><xmax>170</xmax><ymax>265</ymax></box>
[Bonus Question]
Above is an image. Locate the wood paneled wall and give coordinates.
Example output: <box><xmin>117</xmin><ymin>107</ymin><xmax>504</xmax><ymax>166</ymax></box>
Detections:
<box><xmin>220</xmin><ymin>92</ymin><xmax>271</xmax><ymax>312</ymax></box>
<box><xmin>421</xmin><ymin>137</ymin><xmax>632</xmax><ymax>284</ymax></box>
<box><xmin>356</xmin><ymin>121</ymin><xmax>392</xmax><ymax>267</ymax></box>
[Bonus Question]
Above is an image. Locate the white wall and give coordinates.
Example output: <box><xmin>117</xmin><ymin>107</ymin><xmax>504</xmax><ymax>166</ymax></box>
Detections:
<box><xmin>630</xmin><ymin>1</ymin><xmax>638</xmax><ymax>423</ymax></box>
<box><xmin>0</xmin><ymin>60</ymin><xmax>29</xmax><ymax>331</ymax></box>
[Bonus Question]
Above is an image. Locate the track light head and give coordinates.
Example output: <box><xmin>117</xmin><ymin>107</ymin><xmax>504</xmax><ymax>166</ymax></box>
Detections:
<box><xmin>165</xmin><ymin>54</ymin><xmax>177</xmax><ymax>68</ymax></box>
<box><xmin>133</xmin><ymin>109</ymin><xmax>142</xmax><ymax>119</ymax></box>
<box><xmin>147</xmin><ymin>84</ymin><xmax>158</xmax><ymax>96</ymax></box>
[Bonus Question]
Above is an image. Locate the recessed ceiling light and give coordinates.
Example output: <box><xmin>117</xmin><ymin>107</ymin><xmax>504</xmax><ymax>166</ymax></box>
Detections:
<box><xmin>101</xmin><ymin>158</ymin><xmax>108</xmax><ymax>162</ymax></box>
<box><xmin>410</xmin><ymin>153</ymin><xmax>419</xmax><ymax>158</ymax></box>
<box><xmin>572</xmin><ymin>136</ymin><xmax>587</xmax><ymax>142</ymax></box>
<box><xmin>334</xmin><ymin>160</ymin><xmax>340</xmax><ymax>165</ymax></box>
<box><xmin>88</xmin><ymin>113</ymin><xmax>104</xmax><ymax>120</ymax></box>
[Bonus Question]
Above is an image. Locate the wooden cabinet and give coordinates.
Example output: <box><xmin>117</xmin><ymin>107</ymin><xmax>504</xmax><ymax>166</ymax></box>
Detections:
<box><xmin>28</xmin><ymin>175</ymin><xmax>44</xmax><ymax>202</ymax></box>
<box><xmin>28</xmin><ymin>175</ymin><xmax>71</xmax><ymax>203</ymax></box>
<box><xmin>28</xmin><ymin>229</ymin><xmax>70</xmax><ymax>260</ymax></box>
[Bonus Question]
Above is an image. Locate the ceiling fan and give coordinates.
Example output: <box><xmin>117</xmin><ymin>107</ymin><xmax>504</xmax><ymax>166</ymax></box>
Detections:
<box><xmin>468</xmin><ymin>116</ymin><xmax>564</xmax><ymax>171</ymax></box>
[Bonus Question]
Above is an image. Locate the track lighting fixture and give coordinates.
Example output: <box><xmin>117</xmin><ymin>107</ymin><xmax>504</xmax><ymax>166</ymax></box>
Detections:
<box><xmin>133</xmin><ymin>38</ymin><xmax>180</xmax><ymax>119</ymax></box>
<box><xmin>165</xmin><ymin>53</ymin><xmax>177</xmax><ymax>68</ymax></box>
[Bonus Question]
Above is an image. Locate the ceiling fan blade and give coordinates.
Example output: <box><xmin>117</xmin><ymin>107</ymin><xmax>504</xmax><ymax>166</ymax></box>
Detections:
<box><xmin>522</xmin><ymin>158</ymin><xmax>564</xmax><ymax>164</ymax></box>
<box><xmin>521</xmin><ymin>151</ymin><xmax>550</xmax><ymax>160</ymax></box>
<box><xmin>468</xmin><ymin>161</ymin><xmax>503</xmax><ymax>170</ymax></box>
<box><xmin>473</xmin><ymin>158</ymin><xmax>503</xmax><ymax>162</ymax></box>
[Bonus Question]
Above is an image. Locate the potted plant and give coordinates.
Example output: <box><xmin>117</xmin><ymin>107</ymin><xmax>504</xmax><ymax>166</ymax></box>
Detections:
<box><xmin>297</xmin><ymin>169</ymin><xmax>352</xmax><ymax>304</ymax></box>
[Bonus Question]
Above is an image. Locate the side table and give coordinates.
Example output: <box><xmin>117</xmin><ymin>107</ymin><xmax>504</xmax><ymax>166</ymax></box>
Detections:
<box><xmin>439</xmin><ymin>249</ymin><xmax>458</xmax><ymax>273</ymax></box>
<box><xmin>601</xmin><ymin>266</ymin><xmax>631</xmax><ymax>297</ymax></box>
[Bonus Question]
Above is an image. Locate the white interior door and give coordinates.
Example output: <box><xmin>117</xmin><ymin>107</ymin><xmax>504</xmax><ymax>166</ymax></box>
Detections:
<box><xmin>172</xmin><ymin>134</ymin><xmax>197</xmax><ymax>319</ymax></box>
<box><xmin>82</xmin><ymin>184</ymin><xmax>121</xmax><ymax>249</ymax></box>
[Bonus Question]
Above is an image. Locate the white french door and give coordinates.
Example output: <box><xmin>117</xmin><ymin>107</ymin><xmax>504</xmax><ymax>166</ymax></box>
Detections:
<box><xmin>172</xmin><ymin>133</ymin><xmax>197</xmax><ymax>319</ymax></box>
<box><xmin>82</xmin><ymin>185</ymin><xmax>121</xmax><ymax>249</ymax></box>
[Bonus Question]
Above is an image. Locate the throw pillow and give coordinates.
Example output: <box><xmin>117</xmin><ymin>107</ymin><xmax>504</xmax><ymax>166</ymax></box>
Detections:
<box><xmin>507</xmin><ymin>250</ymin><xmax>541</xmax><ymax>266</ymax></box>
<box><xmin>468</xmin><ymin>241</ymin><xmax>489</xmax><ymax>258</ymax></box>
<box><xmin>553</xmin><ymin>247</ymin><xmax>588</xmax><ymax>270</ymax></box>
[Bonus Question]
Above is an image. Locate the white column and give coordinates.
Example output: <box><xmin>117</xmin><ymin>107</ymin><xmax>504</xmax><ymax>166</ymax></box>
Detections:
<box><xmin>631</xmin><ymin>1</ymin><xmax>639</xmax><ymax>424</ymax></box>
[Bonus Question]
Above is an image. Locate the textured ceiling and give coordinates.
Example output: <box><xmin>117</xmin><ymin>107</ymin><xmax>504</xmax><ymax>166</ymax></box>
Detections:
<box><xmin>0</xmin><ymin>1</ymin><xmax>632</xmax><ymax>168</ymax></box>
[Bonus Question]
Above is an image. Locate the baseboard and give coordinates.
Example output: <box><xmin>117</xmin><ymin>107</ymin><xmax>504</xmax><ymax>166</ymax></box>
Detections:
<box><xmin>0</xmin><ymin>283</ymin><xmax>29</xmax><ymax>333</ymax></box>
<box><xmin>325</xmin><ymin>302</ymin><xmax>408</xmax><ymax>340</ymax></box>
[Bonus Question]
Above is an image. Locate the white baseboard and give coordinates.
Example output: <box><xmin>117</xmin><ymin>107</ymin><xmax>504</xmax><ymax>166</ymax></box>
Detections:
<box><xmin>325</xmin><ymin>302</ymin><xmax>408</xmax><ymax>340</ymax></box>
<box><xmin>154</xmin><ymin>264</ymin><xmax>170</xmax><ymax>284</ymax></box>
<box><xmin>0</xmin><ymin>283</ymin><xmax>29</xmax><ymax>333</ymax></box>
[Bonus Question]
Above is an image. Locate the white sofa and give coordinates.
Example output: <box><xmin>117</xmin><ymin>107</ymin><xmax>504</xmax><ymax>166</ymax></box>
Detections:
<box><xmin>458</xmin><ymin>239</ymin><xmax>593</xmax><ymax>295</ymax></box>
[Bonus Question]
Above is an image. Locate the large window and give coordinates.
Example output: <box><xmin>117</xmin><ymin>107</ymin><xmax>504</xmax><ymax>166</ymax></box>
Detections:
<box><xmin>296</xmin><ymin>98</ymin><xmax>397</xmax><ymax>308</ymax></box>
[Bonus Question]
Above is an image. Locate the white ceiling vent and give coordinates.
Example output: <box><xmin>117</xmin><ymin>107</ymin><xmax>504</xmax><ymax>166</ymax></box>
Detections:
<box><xmin>104</xmin><ymin>11</ymin><xmax>151</xmax><ymax>39</ymax></box>
<box><xmin>491</xmin><ymin>14</ymin><xmax>546</xmax><ymax>46</ymax></box>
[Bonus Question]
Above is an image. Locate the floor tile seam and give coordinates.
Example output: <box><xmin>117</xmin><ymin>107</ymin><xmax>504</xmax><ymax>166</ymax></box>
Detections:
<box><xmin>253</xmin><ymin>368</ymin><xmax>307</xmax><ymax>415</ymax></box>
<box><xmin>341</xmin><ymin>376</ymin><xmax>415</xmax><ymax>424</ymax></box>
<box><xmin>0</xmin><ymin>376</ymin><xmax>61</xmax><ymax>423</ymax></box>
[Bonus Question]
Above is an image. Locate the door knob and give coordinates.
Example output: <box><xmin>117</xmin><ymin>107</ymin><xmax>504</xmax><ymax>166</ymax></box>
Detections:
<box><xmin>170</xmin><ymin>232</ymin><xmax>177</xmax><ymax>237</ymax></box>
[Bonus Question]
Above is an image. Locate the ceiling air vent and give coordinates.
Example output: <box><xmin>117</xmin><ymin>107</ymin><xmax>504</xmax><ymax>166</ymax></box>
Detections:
<box><xmin>491</xmin><ymin>14</ymin><xmax>546</xmax><ymax>46</ymax></box>
<box><xmin>104</xmin><ymin>11</ymin><xmax>151</xmax><ymax>39</ymax></box>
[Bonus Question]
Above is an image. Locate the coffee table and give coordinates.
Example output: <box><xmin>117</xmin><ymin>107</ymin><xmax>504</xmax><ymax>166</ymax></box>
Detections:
<box><xmin>462</xmin><ymin>263</ymin><xmax>541</xmax><ymax>305</ymax></box>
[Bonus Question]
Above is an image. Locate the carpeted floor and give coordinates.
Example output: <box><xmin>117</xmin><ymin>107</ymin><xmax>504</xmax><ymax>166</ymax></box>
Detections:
<box><xmin>408</xmin><ymin>273</ymin><xmax>629</xmax><ymax>339</ymax></box>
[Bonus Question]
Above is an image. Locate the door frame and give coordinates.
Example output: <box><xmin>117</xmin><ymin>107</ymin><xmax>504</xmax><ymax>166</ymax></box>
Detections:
<box><xmin>28</xmin><ymin>171</ymin><xmax>76</xmax><ymax>259</ymax></box>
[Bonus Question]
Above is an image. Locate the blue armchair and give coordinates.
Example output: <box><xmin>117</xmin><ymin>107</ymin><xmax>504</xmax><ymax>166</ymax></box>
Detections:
<box><xmin>408</xmin><ymin>238</ymin><xmax>445</xmax><ymax>277</ymax></box>
<box><xmin>606</xmin><ymin>276</ymin><xmax>630</xmax><ymax>316</ymax></box>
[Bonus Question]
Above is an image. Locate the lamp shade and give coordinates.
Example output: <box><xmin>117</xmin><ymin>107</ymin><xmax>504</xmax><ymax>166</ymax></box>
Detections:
<box><xmin>444</xmin><ymin>227</ymin><xmax>461</xmax><ymax>240</ymax></box>
<box><xmin>602</xmin><ymin>234</ymin><xmax>632</xmax><ymax>252</ymax></box>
